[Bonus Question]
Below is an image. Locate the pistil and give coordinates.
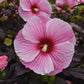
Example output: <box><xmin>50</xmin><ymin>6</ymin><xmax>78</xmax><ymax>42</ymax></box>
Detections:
<box><xmin>42</xmin><ymin>44</ymin><xmax>48</xmax><ymax>52</ymax></box>
<box><xmin>33</xmin><ymin>8</ymin><xmax>39</xmax><ymax>13</ymax></box>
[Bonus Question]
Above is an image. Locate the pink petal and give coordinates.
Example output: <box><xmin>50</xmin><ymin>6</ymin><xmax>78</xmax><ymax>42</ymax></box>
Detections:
<box><xmin>38</xmin><ymin>0</ymin><xmax>52</xmax><ymax>15</ymax></box>
<box><xmin>46</xmin><ymin>18</ymin><xmax>76</xmax><ymax>45</ymax></box>
<box><xmin>22</xmin><ymin>16</ymin><xmax>46</xmax><ymax>43</ymax></box>
<box><xmin>54</xmin><ymin>3</ymin><xmax>66</xmax><ymax>12</ymax></box>
<box><xmin>54</xmin><ymin>6</ymin><xmax>66</xmax><ymax>13</ymax></box>
<box><xmin>20</xmin><ymin>0</ymin><xmax>31</xmax><ymax>11</ymax></box>
<box><xmin>64</xmin><ymin>0</ymin><xmax>77</xmax><ymax>7</ymax></box>
<box><xmin>14</xmin><ymin>30</ymin><xmax>40</xmax><ymax>62</ymax></box>
<box><xmin>18</xmin><ymin>7</ymin><xmax>34</xmax><ymax>21</ymax></box>
<box><xmin>69</xmin><ymin>36</ymin><xmax>76</xmax><ymax>45</ymax></box>
<box><xmin>79</xmin><ymin>0</ymin><xmax>84</xmax><ymax>3</ymax></box>
<box><xmin>30</xmin><ymin>0</ymin><xmax>40</xmax><ymax>5</ymax></box>
<box><xmin>66</xmin><ymin>80</ymin><xmax>71</xmax><ymax>84</ymax></box>
<box><xmin>38</xmin><ymin>11</ymin><xmax>50</xmax><ymax>23</ymax></box>
<box><xmin>21</xmin><ymin>53</ymin><xmax>54</xmax><ymax>75</ymax></box>
<box><xmin>0</xmin><ymin>55</ymin><xmax>8</xmax><ymax>71</ymax></box>
<box><xmin>48</xmin><ymin>41</ymin><xmax>74</xmax><ymax>75</ymax></box>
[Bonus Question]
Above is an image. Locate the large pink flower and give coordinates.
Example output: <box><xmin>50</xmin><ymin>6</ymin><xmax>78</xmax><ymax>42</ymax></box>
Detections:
<box><xmin>54</xmin><ymin>0</ymin><xmax>77</xmax><ymax>12</ymax></box>
<box><xmin>14</xmin><ymin>17</ymin><xmax>76</xmax><ymax>75</ymax></box>
<box><xmin>0</xmin><ymin>55</ymin><xmax>8</xmax><ymax>71</ymax></box>
<box><xmin>19</xmin><ymin>0</ymin><xmax>52</xmax><ymax>21</ymax></box>
<box><xmin>79</xmin><ymin>0</ymin><xmax>84</xmax><ymax>3</ymax></box>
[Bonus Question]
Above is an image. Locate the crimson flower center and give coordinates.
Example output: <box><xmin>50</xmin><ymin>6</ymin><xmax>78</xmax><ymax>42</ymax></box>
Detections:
<box><xmin>38</xmin><ymin>38</ymin><xmax>54</xmax><ymax>53</ymax></box>
<box><xmin>31</xmin><ymin>5</ymin><xmax>39</xmax><ymax>14</ymax></box>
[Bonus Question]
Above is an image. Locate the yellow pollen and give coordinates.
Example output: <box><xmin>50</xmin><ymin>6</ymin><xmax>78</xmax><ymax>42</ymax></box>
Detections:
<box><xmin>42</xmin><ymin>44</ymin><xmax>48</xmax><ymax>52</ymax></box>
<box><xmin>34</xmin><ymin>8</ymin><xmax>39</xmax><ymax>12</ymax></box>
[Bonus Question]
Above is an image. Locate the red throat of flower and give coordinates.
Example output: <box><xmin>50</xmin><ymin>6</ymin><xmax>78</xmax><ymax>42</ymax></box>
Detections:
<box><xmin>38</xmin><ymin>38</ymin><xmax>54</xmax><ymax>54</ymax></box>
<box><xmin>31</xmin><ymin>5</ymin><xmax>39</xmax><ymax>14</ymax></box>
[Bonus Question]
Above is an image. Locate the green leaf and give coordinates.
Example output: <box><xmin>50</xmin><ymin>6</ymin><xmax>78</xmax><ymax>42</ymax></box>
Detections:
<box><xmin>17</xmin><ymin>56</ymin><xmax>20</xmax><ymax>61</ymax></box>
<box><xmin>1</xmin><ymin>71</ymin><xmax>6</xmax><ymax>78</ymax></box>
<box><xmin>48</xmin><ymin>0</ymin><xmax>55</xmax><ymax>4</ymax></box>
<box><xmin>42</xmin><ymin>76</ymin><xmax>55</xmax><ymax>84</ymax></box>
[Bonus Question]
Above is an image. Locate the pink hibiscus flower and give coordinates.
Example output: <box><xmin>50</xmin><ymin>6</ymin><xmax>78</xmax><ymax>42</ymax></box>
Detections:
<box><xmin>79</xmin><ymin>0</ymin><xmax>84</xmax><ymax>3</ymax></box>
<box><xmin>0</xmin><ymin>55</ymin><xmax>8</xmax><ymax>71</ymax></box>
<box><xmin>54</xmin><ymin>0</ymin><xmax>77</xmax><ymax>12</ymax></box>
<box><xmin>19</xmin><ymin>0</ymin><xmax>52</xmax><ymax>21</ymax></box>
<box><xmin>14</xmin><ymin>17</ymin><xmax>76</xmax><ymax>75</ymax></box>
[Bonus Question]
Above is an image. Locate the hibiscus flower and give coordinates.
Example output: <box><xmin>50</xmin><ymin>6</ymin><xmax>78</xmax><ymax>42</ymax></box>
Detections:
<box><xmin>19</xmin><ymin>0</ymin><xmax>52</xmax><ymax>21</ymax></box>
<box><xmin>14</xmin><ymin>17</ymin><xmax>76</xmax><ymax>75</ymax></box>
<box><xmin>54</xmin><ymin>0</ymin><xmax>77</xmax><ymax>12</ymax></box>
<box><xmin>79</xmin><ymin>0</ymin><xmax>84</xmax><ymax>3</ymax></box>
